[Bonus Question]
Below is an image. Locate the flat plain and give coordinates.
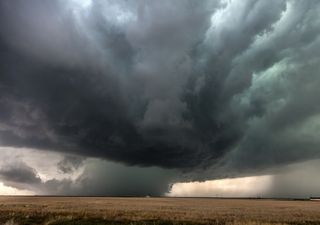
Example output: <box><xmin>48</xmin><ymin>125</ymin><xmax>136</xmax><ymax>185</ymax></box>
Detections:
<box><xmin>0</xmin><ymin>197</ymin><xmax>319</xmax><ymax>225</ymax></box>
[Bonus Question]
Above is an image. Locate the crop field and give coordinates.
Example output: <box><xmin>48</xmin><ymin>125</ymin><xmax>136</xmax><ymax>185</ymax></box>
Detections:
<box><xmin>0</xmin><ymin>197</ymin><xmax>319</xmax><ymax>225</ymax></box>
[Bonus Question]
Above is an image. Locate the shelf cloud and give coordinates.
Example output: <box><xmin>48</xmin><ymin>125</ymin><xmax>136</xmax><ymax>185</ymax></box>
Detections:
<box><xmin>0</xmin><ymin>0</ymin><xmax>320</xmax><ymax>192</ymax></box>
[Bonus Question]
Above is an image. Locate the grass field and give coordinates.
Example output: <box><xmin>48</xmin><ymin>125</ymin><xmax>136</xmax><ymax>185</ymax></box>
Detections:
<box><xmin>0</xmin><ymin>197</ymin><xmax>319</xmax><ymax>225</ymax></box>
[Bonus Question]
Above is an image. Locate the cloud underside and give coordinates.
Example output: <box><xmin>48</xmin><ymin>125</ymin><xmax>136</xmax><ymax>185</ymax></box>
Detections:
<box><xmin>0</xmin><ymin>0</ymin><xmax>320</xmax><ymax>181</ymax></box>
<box><xmin>1</xmin><ymin>148</ymin><xmax>320</xmax><ymax>197</ymax></box>
<box><xmin>0</xmin><ymin>147</ymin><xmax>178</xmax><ymax>196</ymax></box>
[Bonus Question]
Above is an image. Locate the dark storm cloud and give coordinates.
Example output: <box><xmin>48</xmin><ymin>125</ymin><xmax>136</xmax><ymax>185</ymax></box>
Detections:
<box><xmin>0</xmin><ymin>162</ymin><xmax>41</xmax><ymax>184</ymax></box>
<box><xmin>64</xmin><ymin>159</ymin><xmax>178</xmax><ymax>196</ymax></box>
<box><xmin>57</xmin><ymin>155</ymin><xmax>84</xmax><ymax>174</ymax></box>
<box><xmin>0</xmin><ymin>161</ymin><xmax>42</xmax><ymax>190</ymax></box>
<box><xmin>0</xmin><ymin>0</ymin><xmax>320</xmax><ymax>180</ymax></box>
<box><xmin>0</xmin><ymin>149</ymin><xmax>177</xmax><ymax>196</ymax></box>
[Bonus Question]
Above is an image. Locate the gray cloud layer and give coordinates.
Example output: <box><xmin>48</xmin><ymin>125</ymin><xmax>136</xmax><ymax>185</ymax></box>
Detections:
<box><xmin>0</xmin><ymin>0</ymin><xmax>320</xmax><ymax>182</ymax></box>
<box><xmin>0</xmin><ymin>148</ymin><xmax>178</xmax><ymax>196</ymax></box>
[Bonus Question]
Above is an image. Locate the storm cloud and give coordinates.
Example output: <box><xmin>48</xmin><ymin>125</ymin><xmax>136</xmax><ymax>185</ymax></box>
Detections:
<box><xmin>0</xmin><ymin>147</ymin><xmax>178</xmax><ymax>196</ymax></box>
<box><xmin>0</xmin><ymin>161</ymin><xmax>42</xmax><ymax>187</ymax></box>
<box><xmin>0</xmin><ymin>0</ymin><xmax>320</xmax><ymax>184</ymax></box>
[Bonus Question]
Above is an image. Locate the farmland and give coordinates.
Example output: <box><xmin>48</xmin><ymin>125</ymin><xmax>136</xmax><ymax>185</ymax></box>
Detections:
<box><xmin>0</xmin><ymin>197</ymin><xmax>319</xmax><ymax>225</ymax></box>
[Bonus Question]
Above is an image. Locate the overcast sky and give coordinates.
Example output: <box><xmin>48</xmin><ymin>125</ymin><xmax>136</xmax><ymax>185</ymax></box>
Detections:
<box><xmin>0</xmin><ymin>0</ymin><xmax>320</xmax><ymax>197</ymax></box>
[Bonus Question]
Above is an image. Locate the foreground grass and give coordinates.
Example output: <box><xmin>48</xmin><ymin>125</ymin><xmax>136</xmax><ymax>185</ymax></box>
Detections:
<box><xmin>0</xmin><ymin>197</ymin><xmax>320</xmax><ymax>225</ymax></box>
<box><xmin>0</xmin><ymin>214</ymin><xmax>204</xmax><ymax>225</ymax></box>
<box><xmin>1</xmin><ymin>213</ymin><xmax>320</xmax><ymax>225</ymax></box>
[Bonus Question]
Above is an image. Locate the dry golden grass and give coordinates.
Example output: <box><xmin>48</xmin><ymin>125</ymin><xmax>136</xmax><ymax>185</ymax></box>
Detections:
<box><xmin>0</xmin><ymin>197</ymin><xmax>319</xmax><ymax>225</ymax></box>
